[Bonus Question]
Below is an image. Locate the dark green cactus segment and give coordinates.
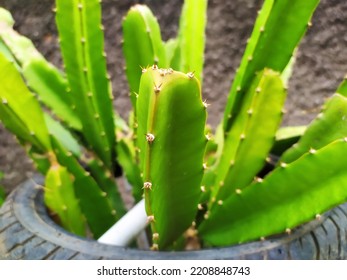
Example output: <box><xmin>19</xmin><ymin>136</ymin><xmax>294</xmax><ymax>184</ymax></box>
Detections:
<box><xmin>270</xmin><ymin>126</ymin><xmax>306</xmax><ymax>156</ymax></box>
<box><xmin>137</xmin><ymin>67</ymin><xmax>206</xmax><ymax>249</ymax></box>
<box><xmin>0</xmin><ymin>53</ymin><xmax>51</xmax><ymax>152</ymax></box>
<box><xmin>51</xmin><ymin>137</ymin><xmax>117</xmax><ymax>238</ymax></box>
<box><xmin>44</xmin><ymin>164</ymin><xmax>86</xmax><ymax>236</ymax></box>
<box><xmin>280</xmin><ymin>94</ymin><xmax>347</xmax><ymax>164</ymax></box>
<box><xmin>199</xmin><ymin>139</ymin><xmax>347</xmax><ymax>246</ymax></box>
<box><xmin>223</xmin><ymin>0</ymin><xmax>320</xmax><ymax>132</ymax></box>
<box><xmin>116</xmin><ymin>139</ymin><xmax>143</xmax><ymax>202</ymax></box>
<box><xmin>337</xmin><ymin>75</ymin><xmax>347</xmax><ymax>97</ymax></box>
<box><xmin>87</xmin><ymin>158</ymin><xmax>126</xmax><ymax>220</ymax></box>
<box><xmin>122</xmin><ymin>5</ymin><xmax>167</xmax><ymax>108</ymax></box>
<box><xmin>55</xmin><ymin>0</ymin><xmax>116</xmax><ymax>170</ymax></box>
<box><xmin>174</xmin><ymin>0</ymin><xmax>207</xmax><ymax>83</ymax></box>
<box><xmin>212</xmin><ymin>69</ymin><xmax>286</xmax><ymax>202</ymax></box>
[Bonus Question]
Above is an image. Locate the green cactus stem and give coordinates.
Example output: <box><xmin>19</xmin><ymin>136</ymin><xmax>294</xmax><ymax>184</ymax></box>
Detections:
<box><xmin>0</xmin><ymin>53</ymin><xmax>51</xmax><ymax>152</ymax></box>
<box><xmin>337</xmin><ymin>74</ymin><xmax>347</xmax><ymax>97</ymax></box>
<box><xmin>223</xmin><ymin>0</ymin><xmax>320</xmax><ymax>132</ymax></box>
<box><xmin>87</xmin><ymin>158</ymin><xmax>126</xmax><ymax>220</ymax></box>
<box><xmin>280</xmin><ymin>93</ymin><xmax>347</xmax><ymax>164</ymax></box>
<box><xmin>170</xmin><ymin>0</ymin><xmax>207</xmax><ymax>84</ymax></box>
<box><xmin>270</xmin><ymin>125</ymin><xmax>306</xmax><ymax>157</ymax></box>
<box><xmin>199</xmin><ymin>139</ymin><xmax>347</xmax><ymax>246</ymax></box>
<box><xmin>44</xmin><ymin>163</ymin><xmax>86</xmax><ymax>236</ymax></box>
<box><xmin>122</xmin><ymin>4</ymin><xmax>166</xmax><ymax>108</ymax></box>
<box><xmin>137</xmin><ymin>66</ymin><xmax>207</xmax><ymax>249</ymax></box>
<box><xmin>0</xmin><ymin>8</ymin><xmax>80</xmax><ymax>130</ymax></box>
<box><xmin>116</xmin><ymin>139</ymin><xmax>143</xmax><ymax>203</ymax></box>
<box><xmin>211</xmin><ymin>69</ymin><xmax>286</xmax><ymax>204</ymax></box>
<box><xmin>51</xmin><ymin>137</ymin><xmax>117</xmax><ymax>238</ymax></box>
<box><xmin>55</xmin><ymin>0</ymin><xmax>116</xmax><ymax>171</ymax></box>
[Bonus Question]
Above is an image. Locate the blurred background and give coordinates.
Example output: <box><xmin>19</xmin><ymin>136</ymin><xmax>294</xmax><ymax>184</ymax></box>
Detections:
<box><xmin>0</xmin><ymin>0</ymin><xmax>346</xmax><ymax>193</ymax></box>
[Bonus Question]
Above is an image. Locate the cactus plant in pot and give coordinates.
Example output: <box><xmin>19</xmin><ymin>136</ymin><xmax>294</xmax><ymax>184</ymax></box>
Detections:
<box><xmin>1</xmin><ymin>0</ymin><xmax>347</xmax><ymax>259</ymax></box>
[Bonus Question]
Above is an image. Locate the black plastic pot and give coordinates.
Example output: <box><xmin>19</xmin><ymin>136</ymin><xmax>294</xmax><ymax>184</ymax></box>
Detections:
<box><xmin>1</xmin><ymin>175</ymin><xmax>347</xmax><ymax>260</ymax></box>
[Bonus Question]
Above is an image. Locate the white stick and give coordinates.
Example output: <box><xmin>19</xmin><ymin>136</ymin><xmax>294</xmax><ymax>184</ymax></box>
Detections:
<box><xmin>97</xmin><ymin>199</ymin><xmax>147</xmax><ymax>246</ymax></box>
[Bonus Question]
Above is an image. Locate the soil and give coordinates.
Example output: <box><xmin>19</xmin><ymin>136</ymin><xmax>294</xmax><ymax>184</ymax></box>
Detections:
<box><xmin>0</xmin><ymin>0</ymin><xmax>346</xmax><ymax>193</ymax></box>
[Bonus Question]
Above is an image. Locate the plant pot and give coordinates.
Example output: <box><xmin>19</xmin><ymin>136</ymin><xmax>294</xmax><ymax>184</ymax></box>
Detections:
<box><xmin>1</xmin><ymin>175</ymin><xmax>347</xmax><ymax>260</ymax></box>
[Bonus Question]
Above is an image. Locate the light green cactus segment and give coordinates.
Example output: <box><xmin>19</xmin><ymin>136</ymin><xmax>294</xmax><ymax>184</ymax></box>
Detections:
<box><xmin>44</xmin><ymin>114</ymin><xmax>81</xmax><ymax>157</ymax></box>
<box><xmin>175</xmin><ymin>0</ymin><xmax>207</xmax><ymax>83</ymax></box>
<box><xmin>0</xmin><ymin>7</ymin><xmax>14</xmax><ymax>26</ymax></box>
<box><xmin>87</xmin><ymin>159</ymin><xmax>126</xmax><ymax>220</ymax></box>
<box><xmin>28</xmin><ymin>146</ymin><xmax>51</xmax><ymax>175</ymax></box>
<box><xmin>55</xmin><ymin>0</ymin><xmax>115</xmax><ymax>170</ymax></box>
<box><xmin>199</xmin><ymin>139</ymin><xmax>347</xmax><ymax>246</ymax></box>
<box><xmin>23</xmin><ymin>60</ymin><xmax>81</xmax><ymax>130</ymax></box>
<box><xmin>270</xmin><ymin>125</ymin><xmax>306</xmax><ymax>156</ymax></box>
<box><xmin>137</xmin><ymin>67</ymin><xmax>207</xmax><ymax>249</ymax></box>
<box><xmin>212</xmin><ymin>69</ymin><xmax>286</xmax><ymax>201</ymax></box>
<box><xmin>164</xmin><ymin>38</ymin><xmax>179</xmax><ymax>67</ymax></box>
<box><xmin>280</xmin><ymin>94</ymin><xmax>347</xmax><ymax>164</ymax></box>
<box><xmin>51</xmin><ymin>137</ymin><xmax>117</xmax><ymax>238</ymax></box>
<box><xmin>44</xmin><ymin>164</ymin><xmax>86</xmax><ymax>236</ymax></box>
<box><xmin>116</xmin><ymin>139</ymin><xmax>143</xmax><ymax>202</ymax></box>
<box><xmin>0</xmin><ymin>8</ymin><xmax>80</xmax><ymax>130</ymax></box>
<box><xmin>0</xmin><ymin>54</ymin><xmax>51</xmax><ymax>151</ymax></box>
<box><xmin>281</xmin><ymin>52</ymin><xmax>296</xmax><ymax>87</ymax></box>
<box><xmin>0</xmin><ymin>9</ymin><xmax>41</xmax><ymax>65</ymax></box>
<box><xmin>223</xmin><ymin>0</ymin><xmax>320</xmax><ymax>132</ymax></box>
<box><xmin>336</xmin><ymin>76</ymin><xmax>347</xmax><ymax>97</ymax></box>
<box><xmin>0</xmin><ymin>39</ymin><xmax>19</xmax><ymax>70</ymax></box>
<box><xmin>122</xmin><ymin>4</ymin><xmax>167</xmax><ymax>108</ymax></box>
